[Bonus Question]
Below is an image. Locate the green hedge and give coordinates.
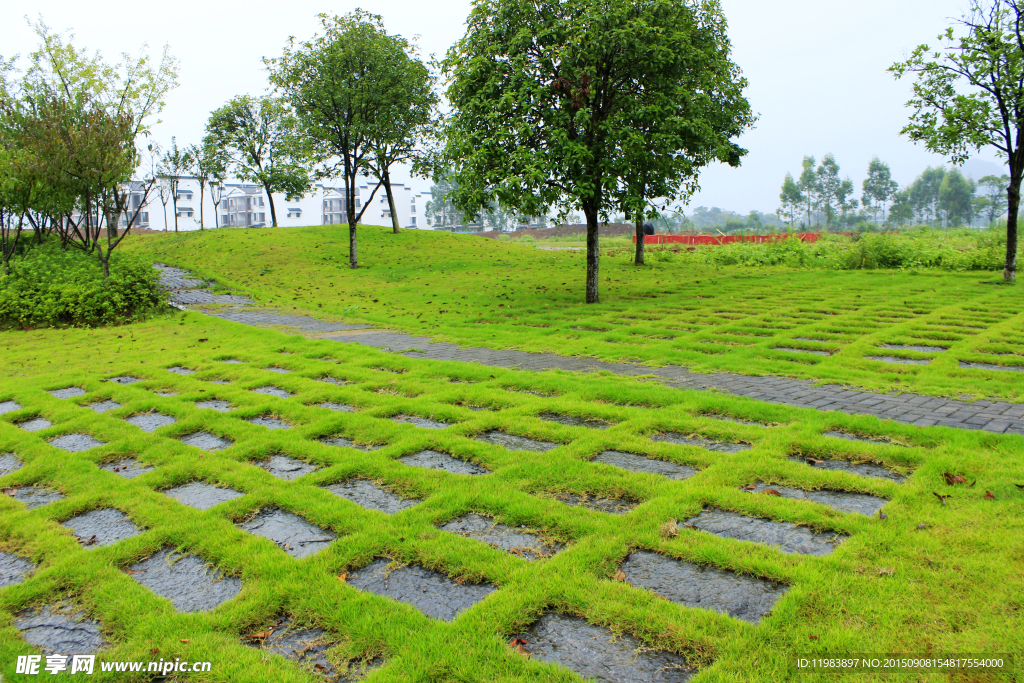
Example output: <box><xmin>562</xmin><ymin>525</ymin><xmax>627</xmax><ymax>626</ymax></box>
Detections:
<box><xmin>0</xmin><ymin>241</ymin><xmax>169</xmax><ymax>329</ymax></box>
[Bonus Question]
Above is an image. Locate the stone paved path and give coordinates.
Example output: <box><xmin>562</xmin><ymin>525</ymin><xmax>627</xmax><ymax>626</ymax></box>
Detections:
<box><xmin>158</xmin><ymin>264</ymin><xmax>1024</xmax><ymax>435</ymax></box>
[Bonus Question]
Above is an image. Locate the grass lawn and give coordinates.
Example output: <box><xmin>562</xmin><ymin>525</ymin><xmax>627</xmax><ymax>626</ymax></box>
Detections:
<box><xmin>126</xmin><ymin>225</ymin><xmax>1024</xmax><ymax>402</ymax></box>
<box><xmin>1</xmin><ymin>313</ymin><xmax>1021</xmax><ymax>681</ymax></box>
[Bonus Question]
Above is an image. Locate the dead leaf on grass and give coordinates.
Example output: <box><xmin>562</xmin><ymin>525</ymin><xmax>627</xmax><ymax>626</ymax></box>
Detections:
<box><xmin>337</xmin><ymin>572</ymin><xmax>348</xmax><ymax>582</ymax></box>
<box><xmin>933</xmin><ymin>492</ymin><xmax>949</xmax><ymax>506</ymax></box>
<box><xmin>808</xmin><ymin>635</ymin><xmax>819</xmax><ymax>640</ymax></box>
<box><xmin>806</xmin><ymin>458</ymin><xmax>824</xmax><ymax>465</ymax></box>
<box><xmin>180</xmin><ymin>639</ymin><xmax>190</xmax><ymax>644</ymax></box>
<box><xmin>124</xmin><ymin>569</ymin><xmax>142</xmax><ymax>575</ymax></box>
<box><xmin>762</xmin><ymin>489</ymin><xmax>782</xmax><ymax>496</ymax></box>
<box><xmin>660</xmin><ymin>520</ymin><xmax>679</xmax><ymax>538</ymax></box>
<box><xmin>878</xmin><ymin>567</ymin><xmax>895</xmax><ymax>576</ymax></box>
<box><xmin>985</xmin><ymin>490</ymin><xmax>996</xmax><ymax>500</ymax></box>
<box><xmin>743</xmin><ymin>484</ymin><xmax>757</xmax><ymax>490</ymax></box>
<box><xmin>614</xmin><ymin>569</ymin><xmax>626</xmax><ymax>582</ymax></box>
<box><xmin>943</xmin><ymin>472</ymin><xmax>967</xmax><ymax>486</ymax></box>
<box><xmin>249</xmin><ymin>630</ymin><xmax>273</xmax><ymax>639</ymax></box>
<box><xmin>510</xmin><ymin>638</ymin><xmax>530</xmax><ymax>656</ymax></box>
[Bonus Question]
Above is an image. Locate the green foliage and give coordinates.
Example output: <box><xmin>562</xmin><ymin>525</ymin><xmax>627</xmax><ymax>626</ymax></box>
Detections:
<box><xmin>0</xmin><ymin>241</ymin><xmax>167</xmax><ymax>328</ymax></box>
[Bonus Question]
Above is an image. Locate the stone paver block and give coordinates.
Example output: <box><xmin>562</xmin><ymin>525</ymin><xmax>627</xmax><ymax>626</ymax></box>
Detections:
<box><xmin>49</xmin><ymin>387</ymin><xmax>86</xmax><ymax>399</ymax></box>
<box><xmin>391</xmin><ymin>415</ymin><xmax>452</xmax><ymax>430</ymax></box>
<box><xmin>128</xmin><ymin>547</ymin><xmax>240</xmax><ymax>612</ymax></box>
<box><xmin>50</xmin><ymin>434</ymin><xmax>105</xmax><ymax>452</ymax></box>
<box><xmin>256</xmin><ymin>455</ymin><xmax>317</xmax><ymax>480</ymax></box>
<box><xmin>743</xmin><ymin>482</ymin><xmax>888</xmax><ymax>516</ymax></box>
<box><xmin>440</xmin><ymin>513</ymin><xmax>563</xmax><ymax>560</ymax></box>
<box><xmin>88</xmin><ymin>400</ymin><xmax>121</xmax><ymax>413</ymax></box>
<box><xmin>593</xmin><ymin>451</ymin><xmax>696</xmax><ymax>480</ymax></box>
<box><xmin>19</xmin><ymin>418</ymin><xmax>52</xmax><ymax>432</ymax></box>
<box><xmin>14</xmin><ymin>603</ymin><xmax>105</xmax><ymax>656</ymax></box>
<box><xmin>62</xmin><ymin>508</ymin><xmax>142</xmax><ymax>548</ymax></box>
<box><xmin>253</xmin><ymin>386</ymin><xmax>294</xmax><ymax>398</ymax></box>
<box><xmin>125</xmin><ymin>412</ymin><xmax>177</xmax><ymax>433</ymax></box>
<box><xmin>347</xmin><ymin>558</ymin><xmax>495</xmax><ymax>621</ymax></box>
<box><xmin>238</xmin><ymin>508</ymin><xmax>336</xmax><ymax>559</ymax></box>
<box><xmin>652</xmin><ymin>432</ymin><xmax>751</xmax><ymax>453</ymax></box>
<box><xmin>685</xmin><ymin>509</ymin><xmax>845</xmax><ymax>555</ymax></box>
<box><xmin>399</xmin><ymin>449</ymin><xmax>487</xmax><ymax>475</ymax></box>
<box><xmin>0</xmin><ymin>551</ymin><xmax>35</xmax><ymax>587</ymax></box>
<box><xmin>165</xmin><ymin>482</ymin><xmax>243</xmax><ymax>510</ymax></box>
<box><xmin>325</xmin><ymin>479</ymin><xmax>420</xmax><ymax>514</ymax></box>
<box><xmin>0</xmin><ymin>453</ymin><xmax>22</xmax><ymax>476</ymax></box>
<box><xmin>178</xmin><ymin>431</ymin><xmax>232</xmax><ymax>451</ymax></box>
<box><xmin>0</xmin><ymin>400</ymin><xmax>20</xmax><ymax>415</ymax></box>
<box><xmin>101</xmin><ymin>458</ymin><xmax>153</xmax><ymax>478</ymax></box>
<box><xmin>474</xmin><ymin>430</ymin><xmax>558</xmax><ymax>452</ymax></box>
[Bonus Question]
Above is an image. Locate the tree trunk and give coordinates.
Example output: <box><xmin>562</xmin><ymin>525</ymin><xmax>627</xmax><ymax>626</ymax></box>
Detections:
<box><xmin>198</xmin><ymin>182</ymin><xmax>205</xmax><ymax>231</ymax></box>
<box><xmin>213</xmin><ymin>200</ymin><xmax>220</xmax><ymax>229</ymax></box>
<box><xmin>172</xmin><ymin>191</ymin><xmax>179</xmax><ymax>233</ymax></box>
<box><xmin>382</xmin><ymin>164</ymin><xmax>400</xmax><ymax>234</ymax></box>
<box><xmin>1006</xmin><ymin>174</ymin><xmax>1019</xmax><ymax>282</ymax></box>
<box><xmin>584</xmin><ymin>205</ymin><xmax>600</xmax><ymax>303</ymax></box>
<box><xmin>265</xmin><ymin>186</ymin><xmax>278</xmax><ymax>227</ymax></box>
<box><xmin>634</xmin><ymin>210</ymin><xmax>645</xmax><ymax>266</ymax></box>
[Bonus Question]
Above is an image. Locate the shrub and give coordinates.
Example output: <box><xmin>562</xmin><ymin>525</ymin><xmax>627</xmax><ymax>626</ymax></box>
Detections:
<box><xmin>0</xmin><ymin>241</ymin><xmax>169</xmax><ymax>329</ymax></box>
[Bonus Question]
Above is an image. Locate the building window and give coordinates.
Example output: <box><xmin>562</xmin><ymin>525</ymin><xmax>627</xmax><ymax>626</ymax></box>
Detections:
<box><xmin>410</xmin><ymin>217</ymin><xmax>417</xmax><ymax>225</ymax></box>
<box><xmin>288</xmin><ymin>208</ymin><xmax>302</xmax><ymax>218</ymax></box>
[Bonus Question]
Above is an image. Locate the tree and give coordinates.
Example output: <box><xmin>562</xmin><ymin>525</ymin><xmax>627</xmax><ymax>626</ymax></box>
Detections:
<box><xmin>909</xmin><ymin>166</ymin><xmax>945</xmax><ymax>224</ymax></box>
<box><xmin>889</xmin><ymin>189</ymin><xmax>914</xmax><ymax>225</ymax></box>
<box><xmin>797</xmin><ymin>156</ymin><xmax>818</xmax><ymax>228</ymax></box>
<box><xmin>777</xmin><ymin>172</ymin><xmax>804</xmax><ymax>229</ymax></box>
<box><xmin>205</xmin><ymin>95</ymin><xmax>311</xmax><ymax>228</ymax></box>
<box><xmin>977</xmin><ymin>174</ymin><xmax>1009</xmax><ymax>224</ymax></box>
<box><xmin>938</xmin><ymin>168</ymin><xmax>976</xmax><ymax>226</ymax></box>
<box><xmin>861</xmin><ymin>157</ymin><xmax>899</xmax><ymax>223</ymax></box>
<box><xmin>891</xmin><ymin>0</ymin><xmax>1024</xmax><ymax>281</ymax></box>
<box><xmin>269</xmin><ymin>11</ymin><xmax>407</xmax><ymax>267</ymax></box>
<box><xmin>186</xmin><ymin>139</ymin><xmax>227</xmax><ymax>230</ymax></box>
<box><xmin>815</xmin><ymin>154</ymin><xmax>850</xmax><ymax>229</ymax></box>
<box><xmin>425</xmin><ymin>178</ymin><xmax>464</xmax><ymax>228</ymax></box>
<box><xmin>438</xmin><ymin>0</ymin><xmax>753</xmax><ymax>302</ymax></box>
<box><xmin>158</xmin><ymin>138</ymin><xmax>191</xmax><ymax>233</ymax></box>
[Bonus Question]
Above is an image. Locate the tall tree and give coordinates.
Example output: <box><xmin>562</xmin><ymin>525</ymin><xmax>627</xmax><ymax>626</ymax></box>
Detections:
<box><xmin>186</xmin><ymin>139</ymin><xmax>227</xmax><ymax>230</ymax></box>
<box><xmin>158</xmin><ymin>138</ymin><xmax>191</xmax><ymax>233</ymax></box>
<box><xmin>797</xmin><ymin>156</ymin><xmax>818</xmax><ymax>228</ymax></box>
<box><xmin>205</xmin><ymin>95</ymin><xmax>311</xmax><ymax>228</ymax></box>
<box><xmin>438</xmin><ymin>0</ymin><xmax>753</xmax><ymax>302</ymax></box>
<box><xmin>777</xmin><ymin>172</ymin><xmax>804</xmax><ymax>229</ymax></box>
<box><xmin>269</xmin><ymin>11</ymin><xmax>405</xmax><ymax>267</ymax></box>
<box><xmin>938</xmin><ymin>168</ymin><xmax>976</xmax><ymax>226</ymax></box>
<box><xmin>891</xmin><ymin>0</ymin><xmax>1024</xmax><ymax>281</ymax></box>
<box><xmin>909</xmin><ymin>166</ymin><xmax>946</xmax><ymax>225</ymax></box>
<box><xmin>815</xmin><ymin>154</ymin><xmax>843</xmax><ymax>228</ymax></box>
<box><xmin>889</xmin><ymin>189</ymin><xmax>914</xmax><ymax>226</ymax></box>
<box><xmin>977</xmin><ymin>174</ymin><xmax>1009</xmax><ymax>224</ymax></box>
<box><xmin>861</xmin><ymin>157</ymin><xmax>899</xmax><ymax>223</ymax></box>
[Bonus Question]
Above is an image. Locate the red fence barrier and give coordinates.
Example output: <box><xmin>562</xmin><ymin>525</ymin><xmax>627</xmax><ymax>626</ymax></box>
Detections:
<box><xmin>633</xmin><ymin>233</ymin><xmax>831</xmax><ymax>245</ymax></box>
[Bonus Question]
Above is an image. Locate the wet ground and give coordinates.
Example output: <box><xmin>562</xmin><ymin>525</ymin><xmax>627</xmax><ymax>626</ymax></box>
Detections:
<box><xmin>253</xmin><ymin>386</ymin><xmax>295</xmax><ymax>398</ymax></box>
<box><xmin>101</xmin><ymin>458</ymin><xmax>153</xmax><ymax>478</ymax></box>
<box><xmin>320</xmin><ymin>402</ymin><xmax>357</xmax><ymax>412</ymax></box>
<box><xmin>107</xmin><ymin>376</ymin><xmax>143</xmax><ymax>385</ymax></box>
<box><xmin>684</xmin><ymin>509</ymin><xmax>846</xmax><ymax>556</ymax></box>
<box><xmin>866</xmin><ymin>356</ymin><xmax>930</xmax><ymax>365</ymax></box>
<box><xmin>592</xmin><ymin>451</ymin><xmax>696</xmax><ymax>480</ymax></box>
<box><xmin>440</xmin><ymin>513</ymin><xmax>563</xmax><ymax>560</ymax></box>
<box><xmin>128</xmin><ymin>547</ymin><xmax>241</xmax><ymax>612</ymax></box>
<box><xmin>538</xmin><ymin>413</ymin><xmax>613</xmax><ymax>429</ymax></box>
<box><xmin>325</xmin><ymin>479</ymin><xmax>421</xmax><ymax>514</ymax></box>
<box><xmin>742</xmin><ymin>482</ymin><xmax>888</xmax><ymax>516</ymax></box>
<box><xmin>346</xmin><ymin>558</ymin><xmax>495</xmax><ymax>621</ymax></box>
<box><xmin>0</xmin><ymin>453</ymin><xmax>20</xmax><ymax>475</ymax></box>
<box><xmin>822</xmin><ymin>430</ymin><xmax>896</xmax><ymax>445</ymax></box>
<box><xmin>13</xmin><ymin>603</ymin><xmax>105</xmax><ymax>657</ymax></box>
<box><xmin>398</xmin><ymin>449</ymin><xmax>488</xmax><ymax>475</ymax></box>
<box><xmin>196</xmin><ymin>399</ymin><xmax>234</xmax><ymax>412</ymax></box>
<box><xmin>551</xmin><ymin>491</ymin><xmax>639</xmax><ymax>514</ymax></box>
<box><xmin>125</xmin><ymin>412</ymin><xmax>177</xmax><ymax>433</ymax></box>
<box><xmin>651</xmin><ymin>432</ymin><xmax>751</xmax><ymax>453</ymax></box>
<box><xmin>321</xmin><ymin>436</ymin><xmax>382</xmax><ymax>451</ymax></box>
<box><xmin>9</xmin><ymin>486</ymin><xmax>65</xmax><ymax>509</ymax></box>
<box><xmin>178</xmin><ymin>431</ymin><xmax>233</xmax><ymax>451</ymax></box>
<box><xmin>248</xmin><ymin>415</ymin><xmax>291</xmax><ymax>430</ymax></box>
<box><xmin>50</xmin><ymin>434</ymin><xmax>105</xmax><ymax>452</ymax></box>
<box><xmin>789</xmin><ymin>454</ymin><xmax>905</xmax><ymax>482</ymax></box>
<box><xmin>879</xmin><ymin>344</ymin><xmax>947</xmax><ymax>353</ymax></box>
<box><xmin>165</xmin><ymin>482</ymin><xmax>244</xmax><ymax>510</ymax></box>
<box><xmin>474</xmin><ymin>430</ymin><xmax>558</xmax><ymax>452</ymax></box>
<box><xmin>256</xmin><ymin>455</ymin><xmax>318</xmax><ymax>480</ymax></box>
<box><xmin>0</xmin><ymin>550</ymin><xmax>34</xmax><ymax>587</ymax></box>
<box><xmin>390</xmin><ymin>415</ymin><xmax>451</xmax><ymax>429</ymax></box>
<box><xmin>61</xmin><ymin>508</ymin><xmax>143</xmax><ymax>548</ymax></box>
<box><xmin>87</xmin><ymin>400</ymin><xmax>121</xmax><ymax>413</ymax></box>
<box><xmin>238</xmin><ymin>508</ymin><xmax>336</xmax><ymax>558</ymax></box>
<box><xmin>245</xmin><ymin>617</ymin><xmax>380</xmax><ymax>681</ymax></box>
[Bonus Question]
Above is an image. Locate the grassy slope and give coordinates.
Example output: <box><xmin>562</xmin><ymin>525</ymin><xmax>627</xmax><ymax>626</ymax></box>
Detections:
<box><xmin>125</xmin><ymin>226</ymin><xmax>1024</xmax><ymax>401</ymax></box>
<box><xmin>0</xmin><ymin>314</ymin><xmax>1022</xmax><ymax>682</ymax></box>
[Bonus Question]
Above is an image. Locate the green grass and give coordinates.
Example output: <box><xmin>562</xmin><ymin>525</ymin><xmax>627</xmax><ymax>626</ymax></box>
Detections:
<box><xmin>1</xmin><ymin>313</ymin><xmax>1022</xmax><ymax>682</ymax></box>
<box><xmin>126</xmin><ymin>225</ymin><xmax>1023</xmax><ymax>401</ymax></box>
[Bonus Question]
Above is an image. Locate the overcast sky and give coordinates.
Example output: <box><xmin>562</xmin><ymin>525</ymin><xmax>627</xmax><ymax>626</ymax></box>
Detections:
<box><xmin>0</xmin><ymin>0</ymin><xmax>1006</xmax><ymax>216</ymax></box>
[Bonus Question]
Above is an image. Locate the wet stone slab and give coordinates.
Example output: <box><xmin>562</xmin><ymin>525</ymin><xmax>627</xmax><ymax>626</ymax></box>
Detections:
<box><xmin>256</xmin><ymin>455</ymin><xmax>317</xmax><ymax>480</ymax></box>
<box><xmin>248</xmin><ymin>415</ymin><xmax>291</xmax><ymax>430</ymax></box>
<box><xmin>390</xmin><ymin>415</ymin><xmax>452</xmax><ymax>430</ymax></box>
<box><xmin>325</xmin><ymin>479</ymin><xmax>421</xmax><ymax>514</ymax></box>
<box><xmin>539</xmin><ymin>413</ymin><xmax>613</xmax><ymax>429</ymax></box>
<box><xmin>552</xmin><ymin>492</ymin><xmax>639</xmax><ymax>514</ymax></box>
<box><xmin>743</xmin><ymin>483</ymin><xmax>888</xmax><ymax>516</ymax></box>
<box><xmin>515</xmin><ymin>613</ymin><xmax>695</xmax><ymax>683</ymax></box>
<box><xmin>317</xmin><ymin>375</ymin><xmax>350</xmax><ymax>386</ymax></box>
<box><xmin>14</xmin><ymin>603</ymin><xmax>105</xmax><ymax>656</ymax></box>
<box><xmin>196</xmin><ymin>399</ymin><xmax>233</xmax><ymax>412</ymax></box>
<box><xmin>253</xmin><ymin>386</ymin><xmax>294</xmax><ymax>398</ymax></box>
<box><xmin>8</xmin><ymin>486</ymin><xmax>64</xmax><ymax>509</ymax></box>
<box><xmin>866</xmin><ymin>355</ymin><xmax>930</xmax><ymax>365</ymax></box>
<box><xmin>107</xmin><ymin>376</ymin><xmax>144</xmax><ymax>385</ymax></box>
<box><xmin>399</xmin><ymin>449</ymin><xmax>488</xmax><ymax>475</ymax></box>
<box><xmin>684</xmin><ymin>509</ymin><xmax>845</xmax><ymax>556</ymax></box>
<box><xmin>320</xmin><ymin>402</ymin><xmax>357</xmax><ymax>412</ymax></box>
<box><xmin>474</xmin><ymin>430</ymin><xmax>558</xmax><ymax>452</ymax></box>
<box><xmin>62</xmin><ymin>508</ymin><xmax>143</xmax><ymax>548</ymax></box>
<box><xmin>50</xmin><ymin>433</ymin><xmax>105</xmax><ymax>452</ymax></box>
<box><xmin>167</xmin><ymin>366</ymin><xmax>196</xmax><ymax>375</ymax></box>
<box><xmin>347</xmin><ymin>558</ymin><xmax>495</xmax><ymax>621</ymax></box>
<box><xmin>879</xmin><ymin>344</ymin><xmax>947</xmax><ymax>353</ymax></box>
<box><xmin>774</xmin><ymin>347</ymin><xmax>831</xmax><ymax>356</ymax></box>
<box><xmin>237</xmin><ymin>508</ymin><xmax>335</xmax><ymax>559</ymax></box>
<box><xmin>128</xmin><ymin>547</ymin><xmax>241</xmax><ymax>612</ymax></box>
<box><xmin>0</xmin><ymin>551</ymin><xmax>35</xmax><ymax>587</ymax></box>
<box><xmin>320</xmin><ymin>436</ymin><xmax>382</xmax><ymax>452</ymax></box>
<box><xmin>178</xmin><ymin>431</ymin><xmax>233</xmax><ymax>451</ymax></box>
<box><xmin>823</xmin><ymin>430</ymin><xmax>896</xmax><ymax>446</ymax></box>
<box><xmin>101</xmin><ymin>458</ymin><xmax>153</xmax><ymax>479</ymax></box>
<box><xmin>220</xmin><ymin>358</ymin><xmax>244</xmax><ymax>364</ymax></box>
<box><xmin>959</xmin><ymin>361</ymin><xmax>1024</xmax><ymax>372</ymax></box>
<box><xmin>19</xmin><ymin>418</ymin><xmax>52</xmax><ymax>432</ymax></box>
<box><xmin>165</xmin><ymin>482</ymin><xmax>243</xmax><ymax>510</ymax></box>
<box><xmin>701</xmin><ymin>413</ymin><xmax>772</xmax><ymax>427</ymax></box>
<box><xmin>789</xmin><ymin>455</ymin><xmax>905</xmax><ymax>483</ymax></box>
<box><xmin>593</xmin><ymin>451</ymin><xmax>696</xmax><ymax>481</ymax></box>
<box><xmin>245</xmin><ymin>618</ymin><xmax>379</xmax><ymax>681</ymax></box>
<box><xmin>207</xmin><ymin>379</ymin><xmax>231</xmax><ymax>385</ymax></box>
<box><xmin>0</xmin><ymin>400</ymin><xmax>20</xmax><ymax>415</ymax></box>
<box><xmin>154</xmin><ymin>391</ymin><xmax>178</xmax><ymax>397</ymax></box>
<box><xmin>0</xmin><ymin>453</ymin><xmax>22</xmax><ymax>476</ymax></box>
<box><xmin>125</xmin><ymin>412</ymin><xmax>177</xmax><ymax>433</ymax></box>
<box><xmin>49</xmin><ymin>387</ymin><xmax>86</xmax><ymax>399</ymax></box>
<box><xmin>88</xmin><ymin>400</ymin><xmax>121</xmax><ymax>413</ymax></box>
<box><xmin>652</xmin><ymin>432</ymin><xmax>751</xmax><ymax>453</ymax></box>
<box><xmin>620</xmin><ymin>550</ymin><xmax>787</xmax><ymax>624</ymax></box>
<box><xmin>265</xmin><ymin>366</ymin><xmax>292</xmax><ymax>374</ymax></box>
<box><xmin>440</xmin><ymin>513</ymin><xmax>563</xmax><ymax>560</ymax></box>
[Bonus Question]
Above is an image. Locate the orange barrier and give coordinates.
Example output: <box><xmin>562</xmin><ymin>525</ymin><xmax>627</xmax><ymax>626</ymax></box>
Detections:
<box><xmin>633</xmin><ymin>233</ymin><xmax>832</xmax><ymax>245</ymax></box>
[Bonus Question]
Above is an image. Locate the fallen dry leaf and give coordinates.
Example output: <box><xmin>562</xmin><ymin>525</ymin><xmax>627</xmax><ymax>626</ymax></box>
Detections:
<box><xmin>743</xmin><ymin>483</ymin><xmax>757</xmax><ymax>490</ymax></box>
<box><xmin>985</xmin><ymin>490</ymin><xmax>996</xmax><ymax>500</ymax></box>
<box><xmin>762</xmin><ymin>489</ymin><xmax>782</xmax><ymax>496</ymax></box>
<box><xmin>179</xmin><ymin>639</ymin><xmax>190</xmax><ymax>644</ymax></box>
<box><xmin>933</xmin><ymin>492</ymin><xmax>949</xmax><ymax>506</ymax></box>
<box><xmin>614</xmin><ymin>569</ymin><xmax>626</xmax><ymax>582</ymax></box>
<box><xmin>337</xmin><ymin>572</ymin><xmax>348</xmax><ymax>582</ymax></box>
<box><xmin>808</xmin><ymin>635</ymin><xmax>819</xmax><ymax>640</ymax></box>
<box><xmin>943</xmin><ymin>472</ymin><xmax>967</xmax><ymax>486</ymax></box>
<box><xmin>878</xmin><ymin>567</ymin><xmax>895</xmax><ymax>576</ymax></box>
<box><xmin>510</xmin><ymin>638</ymin><xmax>530</xmax><ymax>656</ymax></box>
<box><xmin>151</xmin><ymin>649</ymin><xmax>159</xmax><ymax>656</ymax></box>
<box><xmin>249</xmin><ymin>630</ymin><xmax>273</xmax><ymax>639</ymax></box>
<box><xmin>806</xmin><ymin>458</ymin><xmax>824</xmax><ymax>465</ymax></box>
<box><xmin>197</xmin><ymin>338</ymin><xmax>208</xmax><ymax>342</ymax></box>
<box><xmin>124</xmin><ymin>569</ymin><xmax>142</xmax><ymax>575</ymax></box>
<box><xmin>660</xmin><ymin>520</ymin><xmax>679</xmax><ymax>538</ymax></box>
<box><xmin>1015</xmin><ymin>484</ymin><xmax>1023</xmax><ymax>490</ymax></box>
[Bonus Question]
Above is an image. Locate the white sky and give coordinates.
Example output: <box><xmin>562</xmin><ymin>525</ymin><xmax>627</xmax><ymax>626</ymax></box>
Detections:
<box><xmin>0</xmin><ymin>0</ymin><xmax>1006</xmax><ymax>216</ymax></box>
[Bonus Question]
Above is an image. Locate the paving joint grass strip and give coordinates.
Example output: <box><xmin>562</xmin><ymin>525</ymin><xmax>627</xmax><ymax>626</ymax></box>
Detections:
<box><xmin>253</xmin><ymin>386</ymin><xmax>295</xmax><ymax>398</ymax></box>
<box><xmin>440</xmin><ymin>513</ymin><xmax>564</xmax><ymax>560</ymax></box>
<box><xmin>7</xmin><ymin>486</ymin><xmax>65</xmax><ymax>509</ymax></box>
<box><xmin>651</xmin><ymin>432</ymin><xmax>751</xmax><ymax>453</ymax></box>
<box><xmin>0</xmin><ymin>453</ymin><xmax>22</xmax><ymax>476</ymax></box>
<box><xmin>195</xmin><ymin>399</ymin><xmax>234</xmax><ymax>412</ymax></box>
<box><xmin>684</xmin><ymin>509</ymin><xmax>845</xmax><ymax>556</ymax></box>
<box><xmin>18</xmin><ymin>418</ymin><xmax>52</xmax><ymax>432</ymax></box>
<box><xmin>742</xmin><ymin>482</ymin><xmax>889</xmax><ymax>516</ymax></box>
<box><xmin>178</xmin><ymin>431</ymin><xmax>233</xmax><ymax>451</ymax></box>
<box><xmin>346</xmin><ymin>557</ymin><xmax>495</xmax><ymax>621</ymax></box>
<box><xmin>789</xmin><ymin>455</ymin><xmax>905</xmax><ymax>482</ymax></box>
<box><xmin>87</xmin><ymin>400</ymin><xmax>120</xmax><ymax>413</ymax></box>
<box><xmin>474</xmin><ymin>430</ymin><xmax>558</xmax><ymax>452</ymax></box>
<box><xmin>61</xmin><ymin>508</ymin><xmax>143</xmax><ymax>548</ymax></box>
<box><xmin>255</xmin><ymin>455</ymin><xmax>317</xmax><ymax>480</ymax></box>
<box><xmin>959</xmin><ymin>361</ymin><xmax>1024</xmax><ymax>372</ymax></box>
<box><xmin>324</xmin><ymin>478</ymin><xmax>421</xmax><ymax>514</ymax></box>
<box><xmin>538</xmin><ymin>413</ymin><xmax>613</xmax><ymax>429</ymax></box>
<box><xmin>551</xmin><ymin>491</ymin><xmax>639</xmax><ymax>514</ymax></box>
<box><xmin>619</xmin><ymin>550</ymin><xmax>787</xmax><ymax>624</ymax></box>
<box><xmin>127</xmin><ymin>547</ymin><xmax>241</xmax><ymax>612</ymax></box>
<box><xmin>49</xmin><ymin>433</ymin><xmax>105</xmax><ymax>452</ymax></box>
<box><xmin>865</xmin><ymin>356</ymin><xmax>931</xmax><ymax>365</ymax></box>
<box><xmin>101</xmin><ymin>458</ymin><xmax>153</xmax><ymax>479</ymax></box>
<box><xmin>0</xmin><ymin>550</ymin><xmax>35</xmax><ymax>587</ymax></box>
<box><xmin>49</xmin><ymin>387</ymin><xmax>86</xmax><ymax>399</ymax></box>
<box><xmin>165</xmin><ymin>482</ymin><xmax>244</xmax><ymax>510</ymax></box>
<box><xmin>0</xmin><ymin>400</ymin><xmax>20</xmax><ymax>414</ymax></box>
<box><xmin>390</xmin><ymin>414</ymin><xmax>451</xmax><ymax>429</ymax></box>
<box><xmin>514</xmin><ymin>613</ymin><xmax>695</xmax><ymax>683</ymax></box>
<box><xmin>13</xmin><ymin>603</ymin><xmax>105</xmax><ymax>658</ymax></box>
<box><xmin>592</xmin><ymin>450</ymin><xmax>697</xmax><ymax>480</ymax></box>
<box><xmin>321</xmin><ymin>436</ymin><xmax>382</xmax><ymax>452</ymax></box>
<box><xmin>398</xmin><ymin>449</ymin><xmax>488</xmax><ymax>475</ymax></box>
<box><xmin>124</xmin><ymin>412</ymin><xmax>177</xmax><ymax>433</ymax></box>
<box><xmin>247</xmin><ymin>415</ymin><xmax>291</xmax><ymax>430</ymax></box>
<box><xmin>237</xmin><ymin>508</ymin><xmax>336</xmax><ymax>558</ymax></box>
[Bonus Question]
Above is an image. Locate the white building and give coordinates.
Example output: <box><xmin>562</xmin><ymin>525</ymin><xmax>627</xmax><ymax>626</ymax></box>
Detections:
<box><xmin>142</xmin><ymin>177</ymin><xmax>429</xmax><ymax>232</ymax></box>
